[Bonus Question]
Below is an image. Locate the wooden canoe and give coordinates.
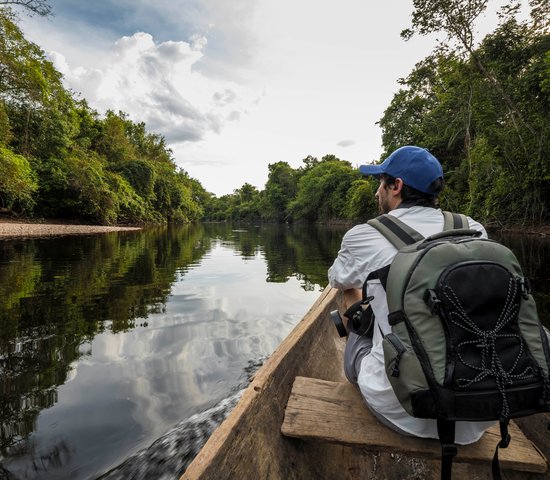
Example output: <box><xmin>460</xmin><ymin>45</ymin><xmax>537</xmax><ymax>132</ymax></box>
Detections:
<box><xmin>181</xmin><ymin>286</ymin><xmax>549</xmax><ymax>479</ymax></box>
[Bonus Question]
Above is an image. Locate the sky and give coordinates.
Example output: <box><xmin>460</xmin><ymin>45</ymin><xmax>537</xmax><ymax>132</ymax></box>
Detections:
<box><xmin>16</xmin><ymin>0</ymin><xmax>514</xmax><ymax>196</ymax></box>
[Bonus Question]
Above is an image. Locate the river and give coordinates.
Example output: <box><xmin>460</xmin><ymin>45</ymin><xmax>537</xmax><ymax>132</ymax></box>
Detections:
<box><xmin>0</xmin><ymin>223</ymin><xmax>548</xmax><ymax>479</ymax></box>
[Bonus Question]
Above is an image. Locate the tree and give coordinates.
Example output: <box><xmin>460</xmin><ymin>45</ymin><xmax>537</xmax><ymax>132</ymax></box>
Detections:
<box><xmin>231</xmin><ymin>183</ymin><xmax>261</xmax><ymax>221</ymax></box>
<box><xmin>263</xmin><ymin>162</ymin><xmax>297</xmax><ymax>221</ymax></box>
<box><xmin>113</xmin><ymin>159</ymin><xmax>156</xmax><ymax>198</ymax></box>
<box><xmin>0</xmin><ymin>100</ymin><xmax>12</xmax><ymax>144</ymax></box>
<box><xmin>381</xmin><ymin>5</ymin><xmax>550</xmax><ymax>225</ymax></box>
<box><xmin>290</xmin><ymin>157</ymin><xmax>357</xmax><ymax>221</ymax></box>
<box><xmin>0</xmin><ymin>9</ymin><xmax>77</xmax><ymax>158</ymax></box>
<box><xmin>300</xmin><ymin>155</ymin><xmax>319</xmax><ymax>172</ymax></box>
<box><xmin>0</xmin><ymin>146</ymin><xmax>37</xmax><ymax>214</ymax></box>
<box><xmin>344</xmin><ymin>178</ymin><xmax>378</xmax><ymax>221</ymax></box>
<box><xmin>236</xmin><ymin>183</ymin><xmax>258</xmax><ymax>203</ymax></box>
<box><xmin>527</xmin><ymin>0</ymin><xmax>549</xmax><ymax>35</ymax></box>
<box><xmin>34</xmin><ymin>150</ymin><xmax>118</xmax><ymax>223</ymax></box>
<box><xmin>94</xmin><ymin>111</ymin><xmax>137</xmax><ymax>164</ymax></box>
<box><xmin>0</xmin><ymin>10</ymin><xmax>57</xmax><ymax>102</ymax></box>
<box><xmin>401</xmin><ymin>0</ymin><xmax>488</xmax><ymax>53</ymax></box>
<box><xmin>402</xmin><ymin>0</ymin><xmax>537</xmax><ymax>137</ymax></box>
<box><xmin>0</xmin><ymin>0</ymin><xmax>52</xmax><ymax>17</ymax></box>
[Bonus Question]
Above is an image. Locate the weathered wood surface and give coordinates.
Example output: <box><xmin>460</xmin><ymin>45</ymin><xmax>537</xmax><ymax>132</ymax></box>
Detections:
<box><xmin>282</xmin><ymin>376</ymin><xmax>547</xmax><ymax>474</ymax></box>
<box><xmin>515</xmin><ymin>412</ymin><xmax>550</xmax><ymax>475</ymax></box>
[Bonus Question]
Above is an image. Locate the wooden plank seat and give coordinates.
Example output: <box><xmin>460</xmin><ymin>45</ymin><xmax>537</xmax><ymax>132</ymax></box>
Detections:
<box><xmin>281</xmin><ymin>376</ymin><xmax>548</xmax><ymax>474</ymax></box>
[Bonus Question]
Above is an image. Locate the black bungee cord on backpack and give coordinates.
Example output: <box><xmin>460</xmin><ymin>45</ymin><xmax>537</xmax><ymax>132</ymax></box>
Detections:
<box><xmin>440</xmin><ymin>277</ymin><xmax>535</xmax><ymax>480</ymax></box>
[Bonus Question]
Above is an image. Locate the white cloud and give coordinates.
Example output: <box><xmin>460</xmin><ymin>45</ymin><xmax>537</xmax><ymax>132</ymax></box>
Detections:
<box><xmin>47</xmin><ymin>32</ymin><xmax>257</xmax><ymax>145</ymax></box>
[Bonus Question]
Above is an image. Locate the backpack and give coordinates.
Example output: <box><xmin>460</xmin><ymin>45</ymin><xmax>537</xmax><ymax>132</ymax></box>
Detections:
<box><xmin>363</xmin><ymin>211</ymin><xmax>550</xmax><ymax>480</ymax></box>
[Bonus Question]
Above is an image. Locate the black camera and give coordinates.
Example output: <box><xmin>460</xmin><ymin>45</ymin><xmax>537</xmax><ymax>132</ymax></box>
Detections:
<box><xmin>330</xmin><ymin>296</ymin><xmax>375</xmax><ymax>338</ymax></box>
<box><xmin>330</xmin><ymin>310</ymin><xmax>347</xmax><ymax>337</ymax></box>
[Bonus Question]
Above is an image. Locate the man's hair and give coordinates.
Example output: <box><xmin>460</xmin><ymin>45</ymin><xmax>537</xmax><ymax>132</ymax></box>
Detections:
<box><xmin>380</xmin><ymin>173</ymin><xmax>444</xmax><ymax>208</ymax></box>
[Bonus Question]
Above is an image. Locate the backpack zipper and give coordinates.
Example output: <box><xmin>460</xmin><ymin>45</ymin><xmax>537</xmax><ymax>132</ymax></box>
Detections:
<box><xmin>386</xmin><ymin>333</ymin><xmax>406</xmax><ymax>377</ymax></box>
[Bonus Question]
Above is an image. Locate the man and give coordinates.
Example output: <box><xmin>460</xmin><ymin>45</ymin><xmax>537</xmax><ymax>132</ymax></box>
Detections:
<box><xmin>328</xmin><ymin>145</ymin><xmax>494</xmax><ymax>444</ymax></box>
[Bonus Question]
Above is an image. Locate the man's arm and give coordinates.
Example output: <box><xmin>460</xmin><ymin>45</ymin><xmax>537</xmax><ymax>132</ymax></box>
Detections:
<box><xmin>344</xmin><ymin>288</ymin><xmax>362</xmax><ymax>309</ymax></box>
<box><xmin>328</xmin><ymin>227</ymin><xmax>367</xmax><ymax>311</ymax></box>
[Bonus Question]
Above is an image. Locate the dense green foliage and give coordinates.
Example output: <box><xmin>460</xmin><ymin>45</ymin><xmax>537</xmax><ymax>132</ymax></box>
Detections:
<box><xmin>0</xmin><ymin>9</ymin><xmax>207</xmax><ymax>224</ymax></box>
<box><xmin>203</xmin><ymin>155</ymin><xmax>379</xmax><ymax>223</ymax></box>
<box><xmin>385</xmin><ymin>0</ymin><xmax>550</xmax><ymax>225</ymax></box>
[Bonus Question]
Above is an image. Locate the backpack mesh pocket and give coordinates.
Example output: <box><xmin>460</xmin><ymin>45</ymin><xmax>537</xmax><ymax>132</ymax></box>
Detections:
<box><xmin>436</xmin><ymin>261</ymin><xmax>540</xmax><ymax>417</ymax></box>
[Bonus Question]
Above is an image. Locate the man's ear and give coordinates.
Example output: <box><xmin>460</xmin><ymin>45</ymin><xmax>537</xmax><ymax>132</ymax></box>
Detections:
<box><xmin>392</xmin><ymin>178</ymin><xmax>404</xmax><ymax>195</ymax></box>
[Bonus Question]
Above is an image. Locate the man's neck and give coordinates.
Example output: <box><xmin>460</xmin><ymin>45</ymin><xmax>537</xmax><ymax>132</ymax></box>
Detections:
<box><xmin>394</xmin><ymin>201</ymin><xmax>436</xmax><ymax>210</ymax></box>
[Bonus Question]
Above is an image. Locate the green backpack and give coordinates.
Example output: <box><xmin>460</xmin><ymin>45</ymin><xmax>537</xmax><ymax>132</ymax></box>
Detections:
<box><xmin>365</xmin><ymin>211</ymin><xmax>550</xmax><ymax>480</ymax></box>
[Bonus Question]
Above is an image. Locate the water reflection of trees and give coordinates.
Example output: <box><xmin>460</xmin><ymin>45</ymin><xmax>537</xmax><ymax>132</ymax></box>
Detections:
<box><xmin>216</xmin><ymin>224</ymin><xmax>550</xmax><ymax>320</ymax></box>
<box><xmin>201</xmin><ymin>223</ymin><xmax>346</xmax><ymax>289</ymax></box>
<box><xmin>492</xmin><ymin>232</ymin><xmax>550</xmax><ymax>327</ymax></box>
<box><xmin>0</xmin><ymin>225</ymin><xmax>210</xmax><ymax>454</ymax></box>
<box><xmin>1</xmin><ymin>222</ymin><xmax>342</xmax><ymax>458</ymax></box>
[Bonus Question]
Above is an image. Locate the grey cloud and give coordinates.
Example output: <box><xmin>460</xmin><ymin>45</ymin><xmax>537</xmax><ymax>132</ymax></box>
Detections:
<box><xmin>150</xmin><ymin>88</ymin><xmax>203</xmax><ymax>121</ymax></box>
<box><xmin>173</xmin><ymin>0</ymin><xmax>259</xmax><ymax>81</ymax></box>
<box><xmin>337</xmin><ymin>139</ymin><xmax>356</xmax><ymax>147</ymax></box>
<box><xmin>213</xmin><ymin>89</ymin><xmax>237</xmax><ymax>105</ymax></box>
<box><xmin>157</xmin><ymin>41</ymin><xmax>195</xmax><ymax>61</ymax></box>
<box><xmin>163</xmin><ymin>125</ymin><xmax>204</xmax><ymax>143</ymax></box>
<box><xmin>227</xmin><ymin>110</ymin><xmax>241</xmax><ymax>121</ymax></box>
<box><xmin>147</xmin><ymin>114</ymin><xmax>205</xmax><ymax>143</ymax></box>
<box><xmin>63</xmin><ymin>68</ymin><xmax>104</xmax><ymax>99</ymax></box>
<box><xmin>205</xmin><ymin>113</ymin><xmax>223</xmax><ymax>135</ymax></box>
<box><xmin>140</xmin><ymin>54</ymin><xmax>164</xmax><ymax>78</ymax></box>
<box><xmin>145</xmin><ymin>91</ymin><xmax>226</xmax><ymax>143</ymax></box>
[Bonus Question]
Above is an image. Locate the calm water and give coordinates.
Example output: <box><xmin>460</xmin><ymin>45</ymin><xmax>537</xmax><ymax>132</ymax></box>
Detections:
<box><xmin>0</xmin><ymin>223</ymin><xmax>549</xmax><ymax>479</ymax></box>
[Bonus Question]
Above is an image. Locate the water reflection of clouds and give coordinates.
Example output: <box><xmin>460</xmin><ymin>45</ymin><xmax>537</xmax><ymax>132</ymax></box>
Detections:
<box><xmin>4</xmin><ymin>240</ymin><xmax>321</xmax><ymax>479</ymax></box>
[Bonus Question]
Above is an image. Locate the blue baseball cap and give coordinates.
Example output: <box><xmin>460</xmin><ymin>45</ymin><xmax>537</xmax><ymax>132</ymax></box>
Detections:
<box><xmin>359</xmin><ymin>146</ymin><xmax>443</xmax><ymax>195</ymax></box>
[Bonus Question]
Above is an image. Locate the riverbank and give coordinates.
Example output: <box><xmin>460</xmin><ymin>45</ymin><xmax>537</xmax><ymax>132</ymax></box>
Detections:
<box><xmin>1</xmin><ymin>218</ymin><xmax>549</xmax><ymax>239</ymax></box>
<box><xmin>504</xmin><ymin>226</ymin><xmax>550</xmax><ymax>236</ymax></box>
<box><xmin>0</xmin><ymin>218</ymin><xmax>141</xmax><ymax>239</ymax></box>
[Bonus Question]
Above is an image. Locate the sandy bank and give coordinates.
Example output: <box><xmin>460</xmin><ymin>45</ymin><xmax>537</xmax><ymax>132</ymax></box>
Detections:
<box><xmin>0</xmin><ymin>220</ymin><xmax>141</xmax><ymax>239</ymax></box>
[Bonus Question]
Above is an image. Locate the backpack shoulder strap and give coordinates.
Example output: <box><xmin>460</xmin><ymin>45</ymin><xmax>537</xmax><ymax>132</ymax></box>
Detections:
<box><xmin>442</xmin><ymin>211</ymin><xmax>469</xmax><ymax>231</ymax></box>
<box><xmin>367</xmin><ymin>214</ymin><xmax>424</xmax><ymax>250</ymax></box>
